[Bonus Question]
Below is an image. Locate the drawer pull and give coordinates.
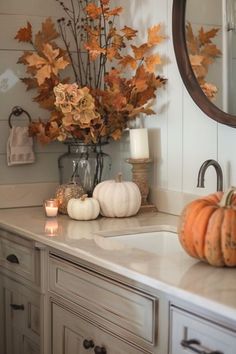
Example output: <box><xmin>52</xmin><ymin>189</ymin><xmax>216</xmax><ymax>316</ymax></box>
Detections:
<box><xmin>181</xmin><ymin>339</ymin><xmax>223</xmax><ymax>354</ymax></box>
<box><xmin>6</xmin><ymin>254</ymin><xmax>19</xmax><ymax>264</ymax></box>
<box><xmin>83</xmin><ymin>339</ymin><xmax>95</xmax><ymax>349</ymax></box>
<box><xmin>94</xmin><ymin>346</ymin><xmax>107</xmax><ymax>354</ymax></box>
<box><xmin>10</xmin><ymin>304</ymin><xmax>24</xmax><ymax>311</ymax></box>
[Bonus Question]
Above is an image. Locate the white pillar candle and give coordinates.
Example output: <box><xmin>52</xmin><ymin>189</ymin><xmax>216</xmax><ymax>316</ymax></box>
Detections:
<box><xmin>129</xmin><ymin>128</ymin><xmax>149</xmax><ymax>159</ymax></box>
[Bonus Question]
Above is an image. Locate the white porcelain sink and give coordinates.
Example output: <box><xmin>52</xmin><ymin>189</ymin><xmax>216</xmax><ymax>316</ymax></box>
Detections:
<box><xmin>95</xmin><ymin>229</ymin><xmax>182</xmax><ymax>255</ymax></box>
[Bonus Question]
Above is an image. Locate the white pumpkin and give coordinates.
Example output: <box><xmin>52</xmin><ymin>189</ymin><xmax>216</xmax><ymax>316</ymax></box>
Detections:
<box><xmin>67</xmin><ymin>195</ymin><xmax>100</xmax><ymax>221</ymax></box>
<box><xmin>93</xmin><ymin>174</ymin><xmax>141</xmax><ymax>218</ymax></box>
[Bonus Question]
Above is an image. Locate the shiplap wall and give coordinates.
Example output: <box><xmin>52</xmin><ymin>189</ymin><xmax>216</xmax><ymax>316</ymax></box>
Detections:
<box><xmin>0</xmin><ymin>0</ymin><xmax>68</xmax><ymax>199</ymax></box>
<box><xmin>1</xmin><ymin>0</ymin><xmax>236</xmax><ymax>213</ymax></box>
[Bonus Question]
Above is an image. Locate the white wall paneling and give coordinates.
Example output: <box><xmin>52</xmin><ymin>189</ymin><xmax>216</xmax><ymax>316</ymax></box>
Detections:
<box><xmin>1</xmin><ymin>0</ymin><xmax>236</xmax><ymax>212</ymax></box>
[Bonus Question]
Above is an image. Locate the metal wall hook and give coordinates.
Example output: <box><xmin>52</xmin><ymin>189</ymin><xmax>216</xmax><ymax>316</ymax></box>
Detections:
<box><xmin>8</xmin><ymin>106</ymin><xmax>32</xmax><ymax>128</ymax></box>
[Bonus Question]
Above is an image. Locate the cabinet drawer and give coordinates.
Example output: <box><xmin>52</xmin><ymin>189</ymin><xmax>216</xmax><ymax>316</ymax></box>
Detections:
<box><xmin>0</xmin><ymin>230</ymin><xmax>39</xmax><ymax>284</ymax></box>
<box><xmin>170</xmin><ymin>306</ymin><xmax>236</xmax><ymax>354</ymax></box>
<box><xmin>49</xmin><ymin>255</ymin><xmax>156</xmax><ymax>344</ymax></box>
<box><xmin>52</xmin><ymin>303</ymin><xmax>148</xmax><ymax>354</ymax></box>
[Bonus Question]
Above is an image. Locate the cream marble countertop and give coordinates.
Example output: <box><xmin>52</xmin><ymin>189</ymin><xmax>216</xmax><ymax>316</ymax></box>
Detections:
<box><xmin>0</xmin><ymin>207</ymin><xmax>236</xmax><ymax>325</ymax></box>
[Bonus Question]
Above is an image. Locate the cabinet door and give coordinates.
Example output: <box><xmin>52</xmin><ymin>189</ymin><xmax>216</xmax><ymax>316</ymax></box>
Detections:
<box><xmin>52</xmin><ymin>303</ymin><xmax>148</xmax><ymax>354</ymax></box>
<box><xmin>170</xmin><ymin>307</ymin><xmax>236</xmax><ymax>354</ymax></box>
<box><xmin>0</xmin><ymin>277</ymin><xmax>40</xmax><ymax>354</ymax></box>
<box><xmin>5</xmin><ymin>328</ymin><xmax>40</xmax><ymax>354</ymax></box>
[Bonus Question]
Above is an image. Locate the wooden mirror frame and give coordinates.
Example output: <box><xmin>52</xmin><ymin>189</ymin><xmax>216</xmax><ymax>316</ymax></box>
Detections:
<box><xmin>172</xmin><ymin>0</ymin><xmax>236</xmax><ymax>127</ymax></box>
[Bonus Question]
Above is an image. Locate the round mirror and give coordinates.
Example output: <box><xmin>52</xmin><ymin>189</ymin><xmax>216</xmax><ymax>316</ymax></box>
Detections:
<box><xmin>172</xmin><ymin>0</ymin><xmax>236</xmax><ymax>127</ymax></box>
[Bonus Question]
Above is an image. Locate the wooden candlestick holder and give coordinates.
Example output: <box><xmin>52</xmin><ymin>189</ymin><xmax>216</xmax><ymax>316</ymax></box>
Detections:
<box><xmin>126</xmin><ymin>158</ymin><xmax>157</xmax><ymax>213</ymax></box>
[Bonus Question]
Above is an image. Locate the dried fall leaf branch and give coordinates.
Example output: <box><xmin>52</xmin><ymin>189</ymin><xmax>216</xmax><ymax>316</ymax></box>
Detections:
<box><xmin>186</xmin><ymin>22</ymin><xmax>222</xmax><ymax>100</ymax></box>
<box><xmin>15</xmin><ymin>0</ymin><xmax>167</xmax><ymax>144</ymax></box>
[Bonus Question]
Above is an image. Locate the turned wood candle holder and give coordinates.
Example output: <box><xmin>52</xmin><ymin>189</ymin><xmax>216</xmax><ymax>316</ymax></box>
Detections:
<box><xmin>126</xmin><ymin>158</ymin><xmax>157</xmax><ymax>212</ymax></box>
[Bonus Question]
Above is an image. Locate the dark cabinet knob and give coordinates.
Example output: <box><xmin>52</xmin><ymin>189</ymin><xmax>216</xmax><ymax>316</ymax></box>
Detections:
<box><xmin>6</xmin><ymin>254</ymin><xmax>19</xmax><ymax>264</ymax></box>
<box><xmin>10</xmin><ymin>304</ymin><xmax>24</xmax><ymax>310</ymax></box>
<box><xmin>94</xmin><ymin>346</ymin><xmax>107</xmax><ymax>354</ymax></box>
<box><xmin>83</xmin><ymin>339</ymin><xmax>94</xmax><ymax>349</ymax></box>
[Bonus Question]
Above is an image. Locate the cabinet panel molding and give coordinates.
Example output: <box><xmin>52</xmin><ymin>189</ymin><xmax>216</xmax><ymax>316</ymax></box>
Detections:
<box><xmin>49</xmin><ymin>255</ymin><xmax>156</xmax><ymax>344</ymax></box>
<box><xmin>52</xmin><ymin>303</ymin><xmax>149</xmax><ymax>354</ymax></box>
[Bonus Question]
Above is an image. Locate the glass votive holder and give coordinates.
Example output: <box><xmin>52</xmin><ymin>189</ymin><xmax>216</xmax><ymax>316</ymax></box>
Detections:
<box><xmin>44</xmin><ymin>199</ymin><xmax>58</xmax><ymax>217</ymax></box>
<box><xmin>44</xmin><ymin>219</ymin><xmax>59</xmax><ymax>237</ymax></box>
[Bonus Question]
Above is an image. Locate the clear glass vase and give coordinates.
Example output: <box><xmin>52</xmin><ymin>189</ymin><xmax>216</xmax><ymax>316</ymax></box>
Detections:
<box><xmin>58</xmin><ymin>141</ymin><xmax>112</xmax><ymax>196</ymax></box>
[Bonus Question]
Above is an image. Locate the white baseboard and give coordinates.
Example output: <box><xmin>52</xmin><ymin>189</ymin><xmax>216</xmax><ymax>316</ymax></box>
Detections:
<box><xmin>150</xmin><ymin>187</ymin><xmax>199</xmax><ymax>216</ymax></box>
<box><xmin>0</xmin><ymin>182</ymin><xmax>59</xmax><ymax>209</ymax></box>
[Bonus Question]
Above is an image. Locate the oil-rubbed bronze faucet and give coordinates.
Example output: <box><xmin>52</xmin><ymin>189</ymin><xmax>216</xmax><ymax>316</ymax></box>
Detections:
<box><xmin>197</xmin><ymin>159</ymin><xmax>223</xmax><ymax>192</ymax></box>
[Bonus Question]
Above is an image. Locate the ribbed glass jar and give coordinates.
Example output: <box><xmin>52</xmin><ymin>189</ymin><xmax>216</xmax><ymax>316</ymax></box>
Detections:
<box><xmin>58</xmin><ymin>141</ymin><xmax>112</xmax><ymax>196</ymax></box>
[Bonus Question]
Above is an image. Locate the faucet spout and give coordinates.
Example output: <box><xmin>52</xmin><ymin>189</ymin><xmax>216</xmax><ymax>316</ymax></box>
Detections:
<box><xmin>197</xmin><ymin>159</ymin><xmax>223</xmax><ymax>192</ymax></box>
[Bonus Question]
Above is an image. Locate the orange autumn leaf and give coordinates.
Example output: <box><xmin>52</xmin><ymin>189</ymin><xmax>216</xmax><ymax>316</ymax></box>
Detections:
<box><xmin>201</xmin><ymin>44</ymin><xmax>221</xmax><ymax>58</ymax></box>
<box><xmin>132</xmin><ymin>66</ymin><xmax>149</xmax><ymax>92</ymax></box>
<box><xmin>199</xmin><ymin>27</ymin><xmax>219</xmax><ymax>45</ymax></box>
<box><xmin>35</xmin><ymin>96</ymin><xmax>55</xmax><ymax>110</ymax></box>
<box><xmin>189</xmin><ymin>54</ymin><xmax>204</xmax><ymax>66</ymax></box>
<box><xmin>128</xmin><ymin>105</ymin><xmax>155</xmax><ymax>118</ymax></box>
<box><xmin>131</xmin><ymin>44</ymin><xmax>149</xmax><ymax>60</ymax></box>
<box><xmin>17</xmin><ymin>51</ymin><xmax>33</xmax><ymax>65</ymax></box>
<box><xmin>20</xmin><ymin>77</ymin><xmax>38</xmax><ymax>90</ymax></box>
<box><xmin>111</xmin><ymin>129</ymin><xmax>122</xmax><ymax>140</ymax></box>
<box><xmin>105</xmin><ymin>7</ymin><xmax>123</xmax><ymax>18</ymax></box>
<box><xmin>202</xmin><ymin>56</ymin><xmax>214</xmax><ymax>66</ymax></box>
<box><xmin>85</xmin><ymin>3</ymin><xmax>102</xmax><ymax>19</ymax></box>
<box><xmin>112</xmin><ymin>34</ymin><xmax>125</xmax><ymax>49</ymax></box>
<box><xmin>34</xmin><ymin>18</ymin><xmax>59</xmax><ymax>53</ymax></box>
<box><xmin>121</xmin><ymin>26</ymin><xmax>138</xmax><ymax>40</ymax></box>
<box><xmin>36</xmin><ymin>66</ymin><xmax>52</xmax><ymax>85</ymax></box>
<box><xmin>148</xmin><ymin>24</ymin><xmax>165</xmax><ymax>46</ymax></box>
<box><xmin>26</xmin><ymin>43</ymin><xmax>69</xmax><ymax>85</ymax></box>
<box><xmin>145</xmin><ymin>54</ymin><xmax>162</xmax><ymax>72</ymax></box>
<box><xmin>104</xmin><ymin>69</ymin><xmax>122</xmax><ymax>89</ymax></box>
<box><xmin>201</xmin><ymin>82</ymin><xmax>218</xmax><ymax>99</ymax></box>
<box><xmin>106</xmin><ymin>47</ymin><xmax>120</xmax><ymax>61</ymax></box>
<box><xmin>26</xmin><ymin>52</ymin><xmax>47</xmax><ymax>67</ymax></box>
<box><xmin>85</xmin><ymin>25</ymin><xmax>100</xmax><ymax>37</ymax></box>
<box><xmin>114</xmin><ymin>93</ymin><xmax>127</xmax><ymax>110</ymax></box>
<box><xmin>193</xmin><ymin>65</ymin><xmax>208</xmax><ymax>79</ymax></box>
<box><xmin>84</xmin><ymin>37</ymin><xmax>106</xmax><ymax>61</ymax></box>
<box><xmin>41</xmin><ymin>17</ymin><xmax>59</xmax><ymax>42</ymax></box>
<box><xmin>119</xmin><ymin>55</ymin><xmax>137</xmax><ymax>69</ymax></box>
<box><xmin>15</xmin><ymin>22</ymin><xmax>32</xmax><ymax>42</ymax></box>
<box><xmin>186</xmin><ymin>23</ymin><xmax>198</xmax><ymax>55</ymax></box>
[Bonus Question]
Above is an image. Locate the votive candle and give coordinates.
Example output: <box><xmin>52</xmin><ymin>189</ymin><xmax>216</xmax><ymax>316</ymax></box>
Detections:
<box><xmin>44</xmin><ymin>199</ymin><xmax>58</xmax><ymax>217</ymax></box>
<box><xmin>129</xmin><ymin>128</ymin><xmax>149</xmax><ymax>159</ymax></box>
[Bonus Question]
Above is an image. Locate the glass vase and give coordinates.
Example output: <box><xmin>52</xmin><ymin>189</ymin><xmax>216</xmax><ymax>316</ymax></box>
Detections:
<box><xmin>58</xmin><ymin>141</ymin><xmax>112</xmax><ymax>196</ymax></box>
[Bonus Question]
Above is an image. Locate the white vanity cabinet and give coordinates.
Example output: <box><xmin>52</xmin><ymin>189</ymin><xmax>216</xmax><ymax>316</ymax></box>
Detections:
<box><xmin>0</xmin><ymin>229</ymin><xmax>41</xmax><ymax>354</ymax></box>
<box><xmin>169</xmin><ymin>306</ymin><xmax>236</xmax><ymax>354</ymax></box>
<box><xmin>48</xmin><ymin>253</ymin><xmax>160</xmax><ymax>354</ymax></box>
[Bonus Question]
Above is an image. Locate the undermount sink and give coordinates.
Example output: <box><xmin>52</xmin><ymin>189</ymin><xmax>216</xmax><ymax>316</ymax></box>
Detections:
<box><xmin>95</xmin><ymin>228</ymin><xmax>182</xmax><ymax>255</ymax></box>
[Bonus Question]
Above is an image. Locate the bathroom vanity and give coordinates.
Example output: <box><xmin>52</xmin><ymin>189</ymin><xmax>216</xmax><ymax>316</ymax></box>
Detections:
<box><xmin>0</xmin><ymin>207</ymin><xmax>236</xmax><ymax>354</ymax></box>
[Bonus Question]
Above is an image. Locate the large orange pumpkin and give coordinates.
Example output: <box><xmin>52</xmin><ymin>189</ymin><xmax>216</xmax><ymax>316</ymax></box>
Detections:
<box><xmin>178</xmin><ymin>188</ymin><xmax>236</xmax><ymax>267</ymax></box>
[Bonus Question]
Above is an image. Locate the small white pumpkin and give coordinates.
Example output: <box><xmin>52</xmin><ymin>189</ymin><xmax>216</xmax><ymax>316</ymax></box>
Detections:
<box><xmin>67</xmin><ymin>194</ymin><xmax>100</xmax><ymax>221</ymax></box>
<box><xmin>93</xmin><ymin>174</ymin><xmax>141</xmax><ymax>218</ymax></box>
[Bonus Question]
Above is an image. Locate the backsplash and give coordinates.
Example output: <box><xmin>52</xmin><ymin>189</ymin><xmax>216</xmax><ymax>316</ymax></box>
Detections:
<box><xmin>1</xmin><ymin>0</ymin><xmax>236</xmax><ymax>212</ymax></box>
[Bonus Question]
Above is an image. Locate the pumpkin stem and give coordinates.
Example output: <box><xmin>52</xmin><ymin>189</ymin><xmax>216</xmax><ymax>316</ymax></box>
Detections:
<box><xmin>115</xmin><ymin>173</ymin><xmax>123</xmax><ymax>183</ymax></box>
<box><xmin>80</xmin><ymin>194</ymin><xmax>88</xmax><ymax>201</ymax></box>
<box><xmin>219</xmin><ymin>187</ymin><xmax>236</xmax><ymax>207</ymax></box>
